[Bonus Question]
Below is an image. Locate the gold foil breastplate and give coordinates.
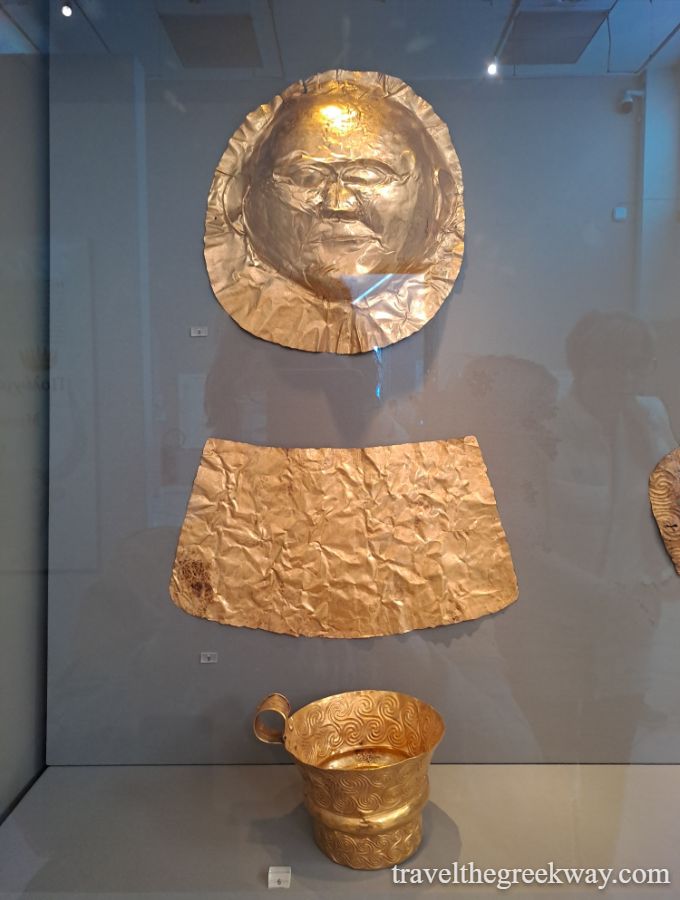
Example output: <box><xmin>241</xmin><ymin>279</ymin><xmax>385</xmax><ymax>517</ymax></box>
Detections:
<box><xmin>170</xmin><ymin>437</ymin><xmax>517</xmax><ymax>638</ymax></box>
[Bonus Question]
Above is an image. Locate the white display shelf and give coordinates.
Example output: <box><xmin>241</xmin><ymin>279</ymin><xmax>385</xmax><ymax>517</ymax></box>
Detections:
<box><xmin>0</xmin><ymin>764</ymin><xmax>678</xmax><ymax>898</ymax></box>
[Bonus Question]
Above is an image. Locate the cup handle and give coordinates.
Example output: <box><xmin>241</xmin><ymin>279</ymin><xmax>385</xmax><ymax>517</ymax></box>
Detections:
<box><xmin>253</xmin><ymin>692</ymin><xmax>291</xmax><ymax>744</ymax></box>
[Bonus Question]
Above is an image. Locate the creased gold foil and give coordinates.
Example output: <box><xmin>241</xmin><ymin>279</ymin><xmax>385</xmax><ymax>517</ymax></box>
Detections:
<box><xmin>205</xmin><ymin>70</ymin><xmax>465</xmax><ymax>354</ymax></box>
<box><xmin>169</xmin><ymin>437</ymin><xmax>517</xmax><ymax>638</ymax></box>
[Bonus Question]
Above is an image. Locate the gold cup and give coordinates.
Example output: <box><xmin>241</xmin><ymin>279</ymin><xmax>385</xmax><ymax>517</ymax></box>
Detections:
<box><xmin>253</xmin><ymin>690</ymin><xmax>445</xmax><ymax>869</ymax></box>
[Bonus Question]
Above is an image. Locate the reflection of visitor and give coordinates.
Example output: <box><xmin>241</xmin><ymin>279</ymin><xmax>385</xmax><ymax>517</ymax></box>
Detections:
<box><xmin>398</xmin><ymin>355</ymin><xmax>563</xmax><ymax>761</ymax></box>
<box><xmin>450</xmin><ymin>356</ymin><xmax>564</xmax><ymax>760</ymax></box>
<box><xmin>542</xmin><ymin>313</ymin><xmax>679</xmax><ymax>765</ymax></box>
<box><xmin>549</xmin><ymin>312</ymin><xmax>676</xmax><ymax>585</ymax></box>
<box><xmin>202</xmin><ymin>322</ymin><xmax>434</xmax><ymax>449</ymax></box>
<box><xmin>451</xmin><ymin>351</ymin><xmax>674</xmax><ymax>766</ymax></box>
<box><xmin>452</xmin><ymin>355</ymin><xmax>559</xmax><ymax>550</ymax></box>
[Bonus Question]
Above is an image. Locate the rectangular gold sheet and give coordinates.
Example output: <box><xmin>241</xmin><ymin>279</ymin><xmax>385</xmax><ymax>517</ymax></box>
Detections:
<box><xmin>169</xmin><ymin>437</ymin><xmax>518</xmax><ymax>638</ymax></box>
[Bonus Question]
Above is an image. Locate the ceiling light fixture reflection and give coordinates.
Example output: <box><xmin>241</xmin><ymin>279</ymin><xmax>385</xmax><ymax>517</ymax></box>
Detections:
<box><xmin>487</xmin><ymin>60</ymin><xmax>498</xmax><ymax>76</ymax></box>
<box><xmin>61</xmin><ymin>2</ymin><xmax>73</xmax><ymax>16</ymax></box>
<box><xmin>318</xmin><ymin>104</ymin><xmax>359</xmax><ymax>134</ymax></box>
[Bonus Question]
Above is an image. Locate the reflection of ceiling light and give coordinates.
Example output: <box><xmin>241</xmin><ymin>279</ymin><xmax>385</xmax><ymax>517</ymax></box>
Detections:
<box><xmin>61</xmin><ymin>2</ymin><xmax>73</xmax><ymax>16</ymax></box>
<box><xmin>487</xmin><ymin>60</ymin><xmax>498</xmax><ymax>76</ymax></box>
<box><xmin>319</xmin><ymin>104</ymin><xmax>359</xmax><ymax>134</ymax></box>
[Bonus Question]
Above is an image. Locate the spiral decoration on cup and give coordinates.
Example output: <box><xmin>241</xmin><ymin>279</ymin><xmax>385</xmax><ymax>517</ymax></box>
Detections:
<box><xmin>253</xmin><ymin>689</ymin><xmax>444</xmax><ymax>869</ymax></box>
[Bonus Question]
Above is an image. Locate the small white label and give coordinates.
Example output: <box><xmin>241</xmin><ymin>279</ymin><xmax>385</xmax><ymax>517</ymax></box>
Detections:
<box><xmin>199</xmin><ymin>651</ymin><xmax>218</xmax><ymax>664</ymax></box>
<box><xmin>268</xmin><ymin>866</ymin><xmax>291</xmax><ymax>889</ymax></box>
<box><xmin>190</xmin><ymin>326</ymin><xmax>208</xmax><ymax>337</ymax></box>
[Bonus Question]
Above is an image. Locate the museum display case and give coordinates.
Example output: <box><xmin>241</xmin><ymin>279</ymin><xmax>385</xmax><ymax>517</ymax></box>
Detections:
<box><xmin>1</xmin><ymin>0</ymin><xmax>680</xmax><ymax>896</ymax></box>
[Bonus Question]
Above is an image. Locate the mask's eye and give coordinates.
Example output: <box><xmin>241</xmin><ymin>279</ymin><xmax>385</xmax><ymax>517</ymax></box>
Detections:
<box><xmin>342</xmin><ymin>164</ymin><xmax>391</xmax><ymax>187</ymax></box>
<box><xmin>276</xmin><ymin>165</ymin><xmax>327</xmax><ymax>189</ymax></box>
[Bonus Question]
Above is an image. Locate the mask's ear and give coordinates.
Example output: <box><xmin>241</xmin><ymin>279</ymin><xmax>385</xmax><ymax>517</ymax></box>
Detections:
<box><xmin>434</xmin><ymin>167</ymin><xmax>458</xmax><ymax>235</ymax></box>
<box><xmin>221</xmin><ymin>171</ymin><xmax>248</xmax><ymax>237</ymax></box>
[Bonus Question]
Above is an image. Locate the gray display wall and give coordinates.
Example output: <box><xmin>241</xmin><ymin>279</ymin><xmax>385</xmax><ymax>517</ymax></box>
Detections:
<box><xmin>0</xmin><ymin>53</ymin><xmax>47</xmax><ymax>816</ymax></box>
<box><xmin>47</xmin><ymin>1</ymin><xmax>680</xmax><ymax>765</ymax></box>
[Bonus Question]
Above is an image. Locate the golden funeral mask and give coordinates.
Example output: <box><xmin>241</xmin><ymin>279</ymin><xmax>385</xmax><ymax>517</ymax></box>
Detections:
<box><xmin>170</xmin><ymin>437</ymin><xmax>517</xmax><ymax>638</ymax></box>
<box><xmin>205</xmin><ymin>70</ymin><xmax>465</xmax><ymax>354</ymax></box>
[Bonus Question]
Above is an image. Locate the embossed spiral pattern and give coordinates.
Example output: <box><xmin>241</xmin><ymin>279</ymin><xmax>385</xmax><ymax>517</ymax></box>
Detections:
<box><xmin>276</xmin><ymin>690</ymin><xmax>443</xmax><ymax>868</ymax></box>
<box><xmin>313</xmin><ymin>818</ymin><xmax>422</xmax><ymax>869</ymax></box>
<box><xmin>300</xmin><ymin>758</ymin><xmax>427</xmax><ymax>816</ymax></box>
<box><xmin>286</xmin><ymin>690</ymin><xmax>444</xmax><ymax>767</ymax></box>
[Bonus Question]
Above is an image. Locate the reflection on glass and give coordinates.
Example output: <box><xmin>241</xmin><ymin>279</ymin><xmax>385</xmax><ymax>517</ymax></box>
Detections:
<box><xmin>550</xmin><ymin>311</ymin><xmax>675</xmax><ymax>584</ymax></box>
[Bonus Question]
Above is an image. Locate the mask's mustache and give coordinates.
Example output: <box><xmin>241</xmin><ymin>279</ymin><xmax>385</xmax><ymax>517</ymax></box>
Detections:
<box><xmin>307</xmin><ymin>217</ymin><xmax>377</xmax><ymax>243</ymax></box>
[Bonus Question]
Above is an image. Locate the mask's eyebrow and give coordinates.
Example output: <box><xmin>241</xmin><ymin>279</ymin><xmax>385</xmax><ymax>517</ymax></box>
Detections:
<box><xmin>271</xmin><ymin>150</ymin><xmax>324</xmax><ymax>169</ymax></box>
<box><xmin>272</xmin><ymin>150</ymin><xmax>306</xmax><ymax>165</ymax></box>
<box><xmin>273</xmin><ymin>153</ymin><xmax>407</xmax><ymax>178</ymax></box>
<box><xmin>341</xmin><ymin>159</ymin><xmax>402</xmax><ymax>177</ymax></box>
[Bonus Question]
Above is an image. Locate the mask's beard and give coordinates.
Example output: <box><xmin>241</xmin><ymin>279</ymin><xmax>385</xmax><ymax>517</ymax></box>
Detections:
<box><xmin>288</xmin><ymin>225</ymin><xmax>388</xmax><ymax>303</ymax></box>
<box><xmin>299</xmin><ymin>264</ymin><xmax>353</xmax><ymax>303</ymax></box>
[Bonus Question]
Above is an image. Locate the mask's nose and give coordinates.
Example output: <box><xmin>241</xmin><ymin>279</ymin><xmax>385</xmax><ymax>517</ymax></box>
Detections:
<box><xmin>323</xmin><ymin>178</ymin><xmax>358</xmax><ymax>213</ymax></box>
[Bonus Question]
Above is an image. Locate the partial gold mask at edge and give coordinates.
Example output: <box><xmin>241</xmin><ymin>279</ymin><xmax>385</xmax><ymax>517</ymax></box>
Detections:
<box><xmin>205</xmin><ymin>70</ymin><xmax>465</xmax><ymax>354</ymax></box>
<box><xmin>169</xmin><ymin>437</ymin><xmax>517</xmax><ymax>638</ymax></box>
<box><xmin>650</xmin><ymin>448</ymin><xmax>680</xmax><ymax>575</ymax></box>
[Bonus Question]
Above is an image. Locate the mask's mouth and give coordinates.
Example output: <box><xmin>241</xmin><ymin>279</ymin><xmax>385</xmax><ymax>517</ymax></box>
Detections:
<box><xmin>308</xmin><ymin>233</ymin><xmax>379</xmax><ymax>245</ymax></box>
<box><xmin>307</xmin><ymin>218</ymin><xmax>378</xmax><ymax>241</ymax></box>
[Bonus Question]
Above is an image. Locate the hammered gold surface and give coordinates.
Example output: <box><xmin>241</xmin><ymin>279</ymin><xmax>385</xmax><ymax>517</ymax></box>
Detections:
<box><xmin>205</xmin><ymin>69</ymin><xmax>465</xmax><ymax>354</ymax></box>
<box><xmin>253</xmin><ymin>690</ymin><xmax>444</xmax><ymax>869</ymax></box>
<box><xmin>312</xmin><ymin>818</ymin><xmax>422</xmax><ymax>869</ymax></box>
<box><xmin>299</xmin><ymin>758</ymin><xmax>427</xmax><ymax>817</ymax></box>
<box><xmin>285</xmin><ymin>691</ymin><xmax>443</xmax><ymax>768</ymax></box>
<box><xmin>649</xmin><ymin>448</ymin><xmax>680</xmax><ymax>575</ymax></box>
<box><xmin>169</xmin><ymin>436</ymin><xmax>518</xmax><ymax>638</ymax></box>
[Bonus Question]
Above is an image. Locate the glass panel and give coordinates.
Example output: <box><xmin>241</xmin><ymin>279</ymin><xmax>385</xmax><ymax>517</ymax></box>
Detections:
<box><xmin>0</xmin><ymin>1</ymin><xmax>48</xmax><ymax>816</ymax></box>
<box><xmin>45</xmin><ymin>0</ymin><xmax>680</xmax><ymax>773</ymax></box>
